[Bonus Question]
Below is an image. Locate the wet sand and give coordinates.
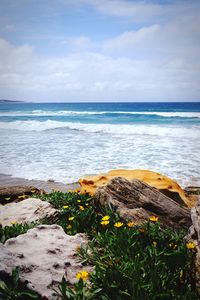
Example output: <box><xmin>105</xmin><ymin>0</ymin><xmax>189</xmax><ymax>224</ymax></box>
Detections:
<box><xmin>0</xmin><ymin>174</ymin><xmax>80</xmax><ymax>193</ymax></box>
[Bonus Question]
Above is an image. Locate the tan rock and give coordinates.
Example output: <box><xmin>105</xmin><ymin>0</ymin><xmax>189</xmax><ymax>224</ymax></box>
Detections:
<box><xmin>79</xmin><ymin>169</ymin><xmax>192</xmax><ymax>207</ymax></box>
<box><xmin>0</xmin><ymin>198</ymin><xmax>57</xmax><ymax>227</ymax></box>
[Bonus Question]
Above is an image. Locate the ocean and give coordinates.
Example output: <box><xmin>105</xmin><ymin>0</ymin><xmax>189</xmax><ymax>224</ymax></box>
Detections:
<box><xmin>0</xmin><ymin>102</ymin><xmax>199</xmax><ymax>187</ymax></box>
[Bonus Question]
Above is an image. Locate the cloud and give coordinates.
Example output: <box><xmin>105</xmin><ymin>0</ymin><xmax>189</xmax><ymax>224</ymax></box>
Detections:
<box><xmin>61</xmin><ymin>36</ymin><xmax>92</xmax><ymax>51</ymax></box>
<box><xmin>88</xmin><ymin>0</ymin><xmax>163</xmax><ymax>18</ymax></box>
<box><xmin>102</xmin><ymin>12</ymin><xmax>200</xmax><ymax>60</ymax></box>
<box><xmin>0</xmin><ymin>37</ymin><xmax>199</xmax><ymax>102</ymax></box>
<box><xmin>0</xmin><ymin>0</ymin><xmax>199</xmax><ymax>101</ymax></box>
<box><xmin>68</xmin><ymin>0</ymin><xmax>199</xmax><ymax>24</ymax></box>
<box><xmin>102</xmin><ymin>24</ymin><xmax>160</xmax><ymax>53</ymax></box>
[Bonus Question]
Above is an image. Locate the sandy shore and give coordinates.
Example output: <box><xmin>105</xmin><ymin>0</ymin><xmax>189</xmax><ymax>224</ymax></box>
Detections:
<box><xmin>0</xmin><ymin>173</ymin><xmax>80</xmax><ymax>193</ymax></box>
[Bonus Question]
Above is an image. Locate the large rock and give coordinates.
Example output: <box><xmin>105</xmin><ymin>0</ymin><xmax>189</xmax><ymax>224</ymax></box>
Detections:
<box><xmin>79</xmin><ymin>169</ymin><xmax>191</xmax><ymax>207</ymax></box>
<box><xmin>95</xmin><ymin>177</ymin><xmax>191</xmax><ymax>229</ymax></box>
<box><xmin>0</xmin><ymin>185</ymin><xmax>41</xmax><ymax>204</ymax></box>
<box><xmin>187</xmin><ymin>201</ymin><xmax>200</xmax><ymax>294</ymax></box>
<box><xmin>0</xmin><ymin>198</ymin><xmax>57</xmax><ymax>227</ymax></box>
<box><xmin>0</xmin><ymin>225</ymin><xmax>91</xmax><ymax>299</ymax></box>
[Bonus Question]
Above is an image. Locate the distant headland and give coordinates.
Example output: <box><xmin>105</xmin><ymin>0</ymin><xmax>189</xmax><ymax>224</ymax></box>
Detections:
<box><xmin>0</xmin><ymin>99</ymin><xmax>24</xmax><ymax>103</ymax></box>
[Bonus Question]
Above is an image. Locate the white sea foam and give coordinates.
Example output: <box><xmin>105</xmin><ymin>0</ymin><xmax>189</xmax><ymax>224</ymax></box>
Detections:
<box><xmin>0</xmin><ymin>110</ymin><xmax>200</xmax><ymax>118</ymax></box>
<box><xmin>0</xmin><ymin>119</ymin><xmax>199</xmax><ymax>138</ymax></box>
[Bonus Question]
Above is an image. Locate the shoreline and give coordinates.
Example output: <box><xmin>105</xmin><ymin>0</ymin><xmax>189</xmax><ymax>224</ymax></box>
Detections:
<box><xmin>0</xmin><ymin>173</ymin><xmax>80</xmax><ymax>193</ymax></box>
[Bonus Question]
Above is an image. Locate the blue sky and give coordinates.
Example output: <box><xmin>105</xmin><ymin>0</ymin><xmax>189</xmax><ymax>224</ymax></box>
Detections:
<box><xmin>0</xmin><ymin>0</ymin><xmax>199</xmax><ymax>102</ymax></box>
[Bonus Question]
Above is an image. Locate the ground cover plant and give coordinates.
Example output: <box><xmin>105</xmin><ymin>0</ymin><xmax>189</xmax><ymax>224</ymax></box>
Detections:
<box><xmin>0</xmin><ymin>191</ymin><xmax>198</xmax><ymax>299</ymax></box>
<box><xmin>0</xmin><ymin>267</ymin><xmax>40</xmax><ymax>300</ymax></box>
<box><xmin>0</xmin><ymin>222</ymin><xmax>38</xmax><ymax>243</ymax></box>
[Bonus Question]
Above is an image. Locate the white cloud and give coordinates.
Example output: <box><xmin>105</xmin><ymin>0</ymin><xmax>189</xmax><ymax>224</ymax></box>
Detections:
<box><xmin>0</xmin><ymin>1</ymin><xmax>200</xmax><ymax>101</ymax></box>
<box><xmin>103</xmin><ymin>24</ymin><xmax>160</xmax><ymax>53</ymax></box>
<box><xmin>68</xmin><ymin>0</ymin><xmax>199</xmax><ymax>23</ymax></box>
<box><xmin>89</xmin><ymin>0</ymin><xmax>163</xmax><ymax>18</ymax></box>
<box><xmin>61</xmin><ymin>36</ymin><xmax>92</xmax><ymax>51</ymax></box>
<box><xmin>0</xmin><ymin>37</ymin><xmax>199</xmax><ymax>102</ymax></box>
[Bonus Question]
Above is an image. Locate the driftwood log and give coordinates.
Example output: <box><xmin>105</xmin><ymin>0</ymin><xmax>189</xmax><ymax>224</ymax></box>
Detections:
<box><xmin>95</xmin><ymin>177</ymin><xmax>191</xmax><ymax>229</ymax></box>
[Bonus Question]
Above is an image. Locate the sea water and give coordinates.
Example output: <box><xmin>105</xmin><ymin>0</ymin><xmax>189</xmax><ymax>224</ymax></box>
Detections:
<box><xmin>0</xmin><ymin>102</ymin><xmax>199</xmax><ymax>187</ymax></box>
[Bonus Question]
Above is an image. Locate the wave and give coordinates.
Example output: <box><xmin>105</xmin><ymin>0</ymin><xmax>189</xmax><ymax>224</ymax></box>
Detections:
<box><xmin>0</xmin><ymin>119</ymin><xmax>199</xmax><ymax>138</ymax></box>
<box><xmin>0</xmin><ymin>110</ymin><xmax>200</xmax><ymax>118</ymax></box>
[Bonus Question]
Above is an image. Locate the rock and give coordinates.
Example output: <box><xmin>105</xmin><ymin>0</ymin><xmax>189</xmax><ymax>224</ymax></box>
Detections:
<box><xmin>187</xmin><ymin>201</ymin><xmax>200</xmax><ymax>294</ymax></box>
<box><xmin>0</xmin><ymin>198</ymin><xmax>57</xmax><ymax>227</ymax></box>
<box><xmin>79</xmin><ymin>169</ymin><xmax>191</xmax><ymax>207</ymax></box>
<box><xmin>184</xmin><ymin>186</ymin><xmax>200</xmax><ymax>208</ymax></box>
<box><xmin>0</xmin><ymin>225</ymin><xmax>92</xmax><ymax>299</ymax></box>
<box><xmin>95</xmin><ymin>177</ymin><xmax>191</xmax><ymax>229</ymax></box>
<box><xmin>185</xmin><ymin>186</ymin><xmax>200</xmax><ymax>195</ymax></box>
<box><xmin>0</xmin><ymin>174</ymin><xmax>80</xmax><ymax>194</ymax></box>
<box><xmin>0</xmin><ymin>185</ymin><xmax>42</xmax><ymax>204</ymax></box>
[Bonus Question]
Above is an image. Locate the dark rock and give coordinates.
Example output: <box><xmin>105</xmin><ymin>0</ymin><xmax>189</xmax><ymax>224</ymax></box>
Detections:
<box><xmin>185</xmin><ymin>186</ymin><xmax>200</xmax><ymax>195</ymax></box>
<box><xmin>95</xmin><ymin>177</ymin><xmax>191</xmax><ymax>229</ymax></box>
<box><xmin>0</xmin><ymin>186</ymin><xmax>42</xmax><ymax>204</ymax></box>
<box><xmin>184</xmin><ymin>186</ymin><xmax>200</xmax><ymax>208</ymax></box>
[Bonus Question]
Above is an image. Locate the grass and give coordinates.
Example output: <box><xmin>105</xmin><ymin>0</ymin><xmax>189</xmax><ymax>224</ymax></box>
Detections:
<box><xmin>0</xmin><ymin>191</ymin><xmax>198</xmax><ymax>299</ymax></box>
<box><xmin>0</xmin><ymin>267</ymin><xmax>40</xmax><ymax>300</ymax></box>
<box><xmin>0</xmin><ymin>222</ymin><xmax>38</xmax><ymax>243</ymax></box>
<box><xmin>78</xmin><ymin>221</ymin><xmax>197</xmax><ymax>299</ymax></box>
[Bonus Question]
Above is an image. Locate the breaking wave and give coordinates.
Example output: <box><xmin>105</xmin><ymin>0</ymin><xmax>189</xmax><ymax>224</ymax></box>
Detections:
<box><xmin>0</xmin><ymin>110</ymin><xmax>200</xmax><ymax>118</ymax></box>
<box><xmin>0</xmin><ymin>119</ymin><xmax>199</xmax><ymax>138</ymax></box>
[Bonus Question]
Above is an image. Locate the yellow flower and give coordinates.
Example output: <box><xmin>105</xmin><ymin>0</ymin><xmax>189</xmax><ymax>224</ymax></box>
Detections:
<box><xmin>76</xmin><ymin>270</ymin><xmax>89</xmax><ymax>281</ymax></box>
<box><xmin>152</xmin><ymin>241</ymin><xmax>157</xmax><ymax>247</ymax></box>
<box><xmin>18</xmin><ymin>195</ymin><xmax>27</xmax><ymax>199</ymax></box>
<box><xmin>63</xmin><ymin>205</ymin><xmax>69</xmax><ymax>209</ymax></box>
<box><xmin>77</xmin><ymin>200</ymin><xmax>81</xmax><ymax>203</ymax></box>
<box><xmin>127</xmin><ymin>221</ymin><xmax>136</xmax><ymax>227</ymax></box>
<box><xmin>76</xmin><ymin>245</ymin><xmax>81</xmax><ymax>252</ymax></box>
<box><xmin>149</xmin><ymin>216</ymin><xmax>158</xmax><ymax>222</ymax></box>
<box><xmin>68</xmin><ymin>189</ymin><xmax>73</xmax><ymax>193</ymax></box>
<box><xmin>102</xmin><ymin>215</ymin><xmax>110</xmax><ymax>221</ymax></box>
<box><xmin>79</xmin><ymin>205</ymin><xmax>85</xmax><ymax>211</ymax></box>
<box><xmin>67</xmin><ymin>224</ymin><xmax>72</xmax><ymax>229</ymax></box>
<box><xmin>114</xmin><ymin>222</ymin><xmax>123</xmax><ymax>228</ymax></box>
<box><xmin>186</xmin><ymin>242</ymin><xmax>196</xmax><ymax>249</ymax></box>
<box><xmin>101</xmin><ymin>220</ymin><xmax>110</xmax><ymax>226</ymax></box>
<box><xmin>11</xmin><ymin>221</ymin><xmax>16</xmax><ymax>225</ymax></box>
<box><xmin>68</xmin><ymin>217</ymin><xmax>75</xmax><ymax>221</ymax></box>
<box><xmin>5</xmin><ymin>197</ymin><xmax>11</xmax><ymax>201</ymax></box>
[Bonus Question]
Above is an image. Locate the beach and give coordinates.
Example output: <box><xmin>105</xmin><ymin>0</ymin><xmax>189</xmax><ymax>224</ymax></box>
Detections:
<box><xmin>0</xmin><ymin>102</ymin><xmax>200</xmax><ymax>188</ymax></box>
<box><xmin>0</xmin><ymin>173</ymin><xmax>79</xmax><ymax>193</ymax></box>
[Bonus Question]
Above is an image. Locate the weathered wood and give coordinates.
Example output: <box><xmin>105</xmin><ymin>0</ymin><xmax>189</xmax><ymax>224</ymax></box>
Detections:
<box><xmin>95</xmin><ymin>177</ymin><xmax>191</xmax><ymax>229</ymax></box>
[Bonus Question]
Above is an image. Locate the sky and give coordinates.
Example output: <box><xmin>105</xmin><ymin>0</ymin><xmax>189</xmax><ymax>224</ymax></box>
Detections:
<box><xmin>0</xmin><ymin>0</ymin><xmax>200</xmax><ymax>102</ymax></box>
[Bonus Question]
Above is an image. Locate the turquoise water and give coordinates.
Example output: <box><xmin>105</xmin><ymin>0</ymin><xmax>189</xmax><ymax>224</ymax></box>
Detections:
<box><xmin>0</xmin><ymin>102</ymin><xmax>199</xmax><ymax>186</ymax></box>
